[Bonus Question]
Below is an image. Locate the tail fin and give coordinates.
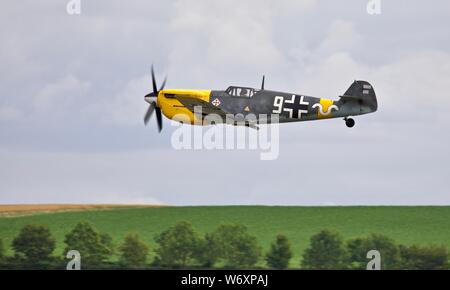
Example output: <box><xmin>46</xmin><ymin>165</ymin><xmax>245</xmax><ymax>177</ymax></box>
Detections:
<box><xmin>341</xmin><ymin>80</ymin><xmax>378</xmax><ymax>112</ymax></box>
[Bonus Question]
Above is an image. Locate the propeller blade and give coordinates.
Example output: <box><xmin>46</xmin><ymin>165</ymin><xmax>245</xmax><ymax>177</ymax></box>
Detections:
<box><xmin>151</xmin><ymin>65</ymin><xmax>158</xmax><ymax>94</ymax></box>
<box><xmin>144</xmin><ymin>102</ymin><xmax>155</xmax><ymax>125</ymax></box>
<box><xmin>261</xmin><ymin>75</ymin><xmax>265</xmax><ymax>90</ymax></box>
<box><xmin>155</xmin><ymin>107</ymin><xmax>162</xmax><ymax>132</ymax></box>
<box><xmin>159</xmin><ymin>76</ymin><xmax>167</xmax><ymax>91</ymax></box>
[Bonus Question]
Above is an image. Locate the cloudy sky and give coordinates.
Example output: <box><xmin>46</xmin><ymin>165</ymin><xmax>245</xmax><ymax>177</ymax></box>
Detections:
<box><xmin>1</xmin><ymin>0</ymin><xmax>449</xmax><ymax>205</ymax></box>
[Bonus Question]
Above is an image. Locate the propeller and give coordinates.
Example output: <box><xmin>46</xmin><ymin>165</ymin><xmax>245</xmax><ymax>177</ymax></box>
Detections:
<box><xmin>144</xmin><ymin>65</ymin><xmax>166</xmax><ymax>132</ymax></box>
<box><xmin>261</xmin><ymin>75</ymin><xmax>265</xmax><ymax>90</ymax></box>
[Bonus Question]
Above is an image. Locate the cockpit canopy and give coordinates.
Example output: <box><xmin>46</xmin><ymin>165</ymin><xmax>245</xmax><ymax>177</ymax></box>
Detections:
<box><xmin>225</xmin><ymin>86</ymin><xmax>257</xmax><ymax>98</ymax></box>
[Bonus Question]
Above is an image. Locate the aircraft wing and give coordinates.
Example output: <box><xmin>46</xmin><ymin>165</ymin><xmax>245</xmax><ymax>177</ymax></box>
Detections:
<box><xmin>170</xmin><ymin>94</ymin><xmax>230</xmax><ymax>117</ymax></box>
<box><xmin>163</xmin><ymin>91</ymin><xmax>258</xmax><ymax>128</ymax></box>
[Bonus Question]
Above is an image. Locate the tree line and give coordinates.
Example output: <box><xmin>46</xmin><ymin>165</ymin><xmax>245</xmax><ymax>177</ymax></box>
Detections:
<box><xmin>0</xmin><ymin>221</ymin><xmax>448</xmax><ymax>269</ymax></box>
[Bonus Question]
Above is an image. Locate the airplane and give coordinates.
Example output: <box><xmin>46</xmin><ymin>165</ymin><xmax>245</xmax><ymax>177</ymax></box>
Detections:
<box><xmin>143</xmin><ymin>66</ymin><xmax>378</xmax><ymax>131</ymax></box>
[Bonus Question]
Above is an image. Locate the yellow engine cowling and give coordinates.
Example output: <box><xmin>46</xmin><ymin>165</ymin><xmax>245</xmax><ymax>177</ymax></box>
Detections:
<box><xmin>157</xmin><ymin>89</ymin><xmax>211</xmax><ymax>124</ymax></box>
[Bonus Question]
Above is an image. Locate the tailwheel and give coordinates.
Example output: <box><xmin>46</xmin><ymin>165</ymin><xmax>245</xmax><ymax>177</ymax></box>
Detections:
<box><xmin>345</xmin><ymin>117</ymin><xmax>355</xmax><ymax>128</ymax></box>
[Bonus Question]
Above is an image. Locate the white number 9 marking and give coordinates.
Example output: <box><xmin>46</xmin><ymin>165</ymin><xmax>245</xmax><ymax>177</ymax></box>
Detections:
<box><xmin>273</xmin><ymin>96</ymin><xmax>284</xmax><ymax>114</ymax></box>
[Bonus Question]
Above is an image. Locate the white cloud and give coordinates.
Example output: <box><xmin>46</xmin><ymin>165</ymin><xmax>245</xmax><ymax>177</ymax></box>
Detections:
<box><xmin>33</xmin><ymin>75</ymin><xmax>90</xmax><ymax>113</ymax></box>
<box><xmin>167</xmin><ymin>0</ymin><xmax>318</xmax><ymax>85</ymax></box>
<box><xmin>0</xmin><ymin>148</ymin><xmax>165</xmax><ymax>204</ymax></box>
<box><xmin>295</xmin><ymin>49</ymin><xmax>450</xmax><ymax>124</ymax></box>
<box><xmin>0</xmin><ymin>106</ymin><xmax>22</xmax><ymax>122</ymax></box>
<box><xmin>82</xmin><ymin>74</ymin><xmax>152</xmax><ymax>126</ymax></box>
<box><xmin>318</xmin><ymin>20</ymin><xmax>362</xmax><ymax>55</ymax></box>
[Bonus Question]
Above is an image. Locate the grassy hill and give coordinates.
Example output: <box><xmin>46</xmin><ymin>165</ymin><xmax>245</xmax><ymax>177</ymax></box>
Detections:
<box><xmin>1</xmin><ymin>206</ymin><xmax>450</xmax><ymax>267</ymax></box>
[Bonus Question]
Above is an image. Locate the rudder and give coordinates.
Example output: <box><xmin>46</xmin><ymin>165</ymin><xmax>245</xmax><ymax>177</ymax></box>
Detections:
<box><xmin>342</xmin><ymin>80</ymin><xmax>378</xmax><ymax>112</ymax></box>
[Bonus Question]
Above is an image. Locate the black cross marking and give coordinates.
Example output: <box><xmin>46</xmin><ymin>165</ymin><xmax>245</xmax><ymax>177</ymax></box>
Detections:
<box><xmin>283</xmin><ymin>95</ymin><xmax>309</xmax><ymax>119</ymax></box>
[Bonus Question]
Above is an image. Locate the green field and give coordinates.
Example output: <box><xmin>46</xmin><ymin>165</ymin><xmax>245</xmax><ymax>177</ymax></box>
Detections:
<box><xmin>1</xmin><ymin>206</ymin><xmax>450</xmax><ymax>266</ymax></box>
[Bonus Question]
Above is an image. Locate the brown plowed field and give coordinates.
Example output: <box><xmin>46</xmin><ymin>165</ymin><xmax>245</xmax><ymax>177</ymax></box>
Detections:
<box><xmin>0</xmin><ymin>204</ymin><xmax>164</xmax><ymax>216</ymax></box>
